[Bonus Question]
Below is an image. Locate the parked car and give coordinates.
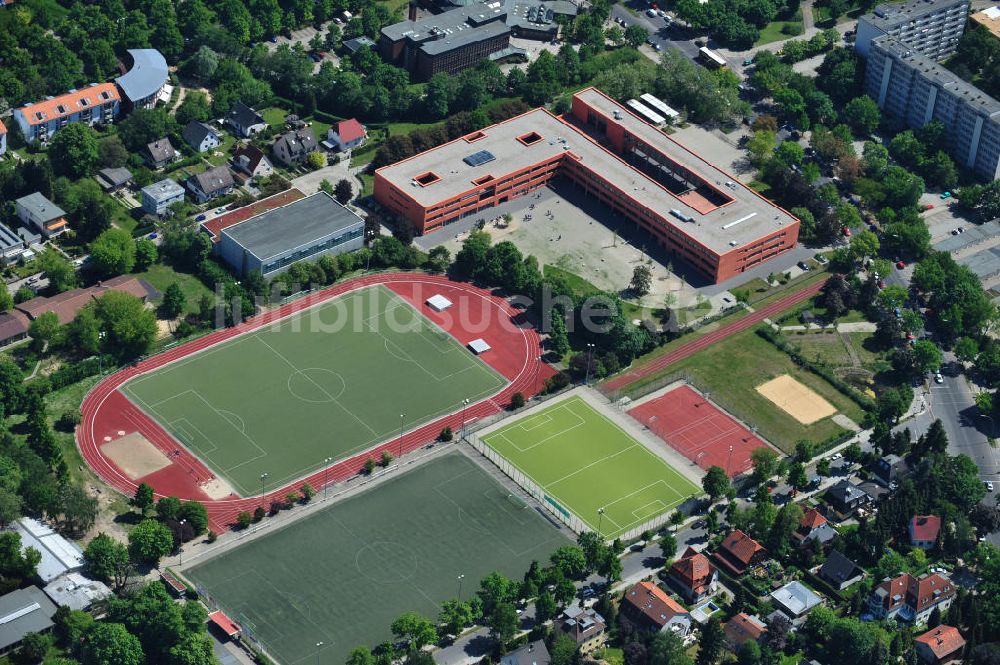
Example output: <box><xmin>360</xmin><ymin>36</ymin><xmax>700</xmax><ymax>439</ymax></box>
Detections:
<box><xmin>934</xmin><ymin>371</ymin><xmax>943</xmax><ymax>384</ymax></box>
<box><xmin>940</xmin><ymin>191</ymin><xmax>952</xmax><ymax>199</ymax></box>
<box><xmin>896</xmin><ymin>260</ymin><xmax>906</xmax><ymax>269</ymax></box>
<box><xmin>646</xmin><ymin>8</ymin><xmax>656</xmax><ymax>16</ymax></box>
<box><xmin>195</xmin><ymin>214</ymin><xmax>206</xmax><ymax>222</ymax></box>
<box><xmin>842</xmin><ymin>226</ymin><xmax>852</xmax><ymax>237</ymax></box>
<box><xmin>797</xmin><ymin>261</ymin><xmax>810</xmax><ymax>271</ymax></box>
<box><xmin>986</xmin><ymin>481</ymin><xmax>994</xmax><ymax>492</ymax></box>
<box><xmin>923</xmin><ymin>204</ymin><xmax>934</xmax><ymax>210</ymax></box>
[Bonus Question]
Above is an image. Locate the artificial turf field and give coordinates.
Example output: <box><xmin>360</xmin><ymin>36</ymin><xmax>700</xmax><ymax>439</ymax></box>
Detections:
<box><xmin>481</xmin><ymin>395</ymin><xmax>700</xmax><ymax>539</ymax></box>
<box><xmin>121</xmin><ymin>284</ymin><xmax>506</xmax><ymax>495</ymax></box>
<box><xmin>186</xmin><ymin>452</ymin><xmax>571</xmax><ymax>665</ymax></box>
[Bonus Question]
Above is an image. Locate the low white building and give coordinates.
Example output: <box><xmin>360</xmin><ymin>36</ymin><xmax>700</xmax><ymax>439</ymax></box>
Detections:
<box><xmin>43</xmin><ymin>573</ymin><xmax>112</xmax><ymax>611</ymax></box>
<box><xmin>13</xmin><ymin>517</ymin><xmax>84</xmax><ymax>583</ymax></box>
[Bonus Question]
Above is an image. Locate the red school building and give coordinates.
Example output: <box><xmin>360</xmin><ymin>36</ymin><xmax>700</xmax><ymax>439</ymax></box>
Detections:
<box><xmin>374</xmin><ymin>87</ymin><xmax>799</xmax><ymax>284</ymax></box>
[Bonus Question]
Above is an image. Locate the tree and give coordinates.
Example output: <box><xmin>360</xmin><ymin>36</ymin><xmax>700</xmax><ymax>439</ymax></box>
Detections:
<box><xmin>82</xmin><ymin>622</ymin><xmax>144</xmax><ymax>665</ymax></box>
<box><xmin>334</xmin><ymin>178</ymin><xmax>353</xmax><ymax>205</ymax></box>
<box><xmin>629</xmin><ymin>265</ymin><xmax>653</xmax><ymax>296</ymax></box>
<box><xmin>177</xmin><ymin>501</ymin><xmax>209</xmax><ymax>536</ymax></box>
<box><xmin>93</xmin><ymin>291</ymin><xmax>158</xmax><ymax>359</ymax></box>
<box><xmin>49</xmin><ymin>123</ymin><xmax>100</xmax><ymax>178</ymax></box>
<box><xmin>0</xmin><ymin>285</ymin><xmax>11</xmax><ymax>315</ymax></box>
<box><xmin>912</xmin><ymin>340</ymin><xmax>942</xmax><ymax>373</ymax></box>
<box><xmin>132</xmin><ymin>483</ymin><xmax>154</xmax><ymax>514</ymax></box>
<box><xmin>37</xmin><ymin>250</ymin><xmax>77</xmax><ymax>294</ymax></box>
<box><xmin>955</xmin><ymin>337</ymin><xmax>980</xmax><ymax>363</ymax></box>
<box><xmin>487</xmin><ymin>603</ymin><xmax>518</xmax><ymax>646</ymax></box>
<box><xmin>162</xmin><ymin>282</ymin><xmax>187</xmax><ymax>319</ymax></box>
<box><xmin>550</xmin><ymin>633</ymin><xmax>578</xmax><ymax>665</ymax></box>
<box><xmin>28</xmin><ymin>312</ymin><xmax>60</xmax><ymax>353</ymax></box>
<box><xmin>751</xmin><ymin>447</ymin><xmax>779</xmax><ymax>483</ymax></box>
<box><xmin>83</xmin><ymin>533</ymin><xmax>131</xmax><ymax>591</ymax></box>
<box><xmin>57</xmin><ymin>484</ymin><xmax>98</xmax><ymax>535</ymax></box>
<box><xmin>697</xmin><ymin>616</ymin><xmax>724</xmax><ymax>665</ymax></box>
<box><xmin>19</xmin><ymin>631</ymin><xmax>50</xmax><ymax>663</ymax></box>
<box><xmin>306</xmin><ymin>151</ymin><xmax>327</xmax><ymax>170</ymax></box>
<box><xmin>702</xmin><ymin>466</ymin><xmax>731</xmax><ymax>502</ymax></box>
<box><xmin>660</xmin><ymin>531</ymin><xmax>678</xmax><ymax>560</ymax></box>
<box><xmin>90</xmin><ymin>229</ymin><xmax>137</xmax><ymax>277</ymax></box>
<box><xmin>438</xmin><ymin>600</ymin><xmax>474</xmax><ymax>635</ymax></box>
<box><xmin>390</xmin><ymin>612</ymin><xmax>437</xmax><ymax>650</ymax></box>
<box><xmin>169</xmin><ymin>632</ymin><xmax>216</xmax><ymax>665</ymax></box>
<box><xmin>134</xmin><ymin>239</ymin><xmax>158</xmax><ymax>271</ymax></box>
<box><xmin>128</xmin><ymin>519</ymin><xmax>174</xmax><ymax>564</ymax></box>
<box><xmin>98</xmin><ymin>135</ymin><xmax>130</xmax><ymax>169</ymax></box>
<box><xmin>625</xmin><ymin>24</ymin><xmax>649</xmax><ymax>48</ymax></box>
<box><xmin>0</xmin><ymin>533</ymin><xmax>40</xmax><ymax>591</ymax></box>
<box><xmin>841</xmin><ymin>96</ymin><xmax>881</xmax><ymax>136</ymax></box>
<box><xmin>156</xmin><ymin>496</ymin><xmax>181</xmax><ymax>521</ymax></box>
<box><xmin>0</xmin><ymin>490</ymin><xmax>21</xmax><ymax>530</ymax></box>
<box><xmin>348</xmin><ymin>646</ymin><xmax>376</xmax><ymax>665</ymax></box>
<box><xmin>787</xmin><ymin>461</ymin><xmax>808</xmax><ymax>489</ymax></box>
<box><xmin>550</xmin><ymin>545</ymin><xmax>588</xmax><ymax>579</ymax></box>
<box><xmin>738</xmin><ymin>640</ymin><xmax>762</xmax><ymax>665</ymax></box>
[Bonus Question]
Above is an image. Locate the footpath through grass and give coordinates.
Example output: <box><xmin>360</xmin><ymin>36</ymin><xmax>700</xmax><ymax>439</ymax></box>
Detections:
<box><xmin>186</xmin><ymin>452</ymin><xmax>571</xmax><ymax>665</ymax></box>
<box><xmin>482</xmin><ymin>395</ymin><xmax>699</xmax><ymax>538</ymax></box>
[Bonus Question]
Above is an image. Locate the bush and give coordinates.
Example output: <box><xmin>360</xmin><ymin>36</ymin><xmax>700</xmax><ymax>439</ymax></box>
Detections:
<box><xmin>56</xmin><ymin>410</ymin><xmax>82</xmax><ymax>432</ymax></box>
<box><xmin>363</xmin><ymin>458</ymin><xmax>376</xmax><ymax>475</ymax></box>
<box><xmin>236</xmin><ymin>512</ymin><xmax>252</xmax><ymax>529</ymax></box>
<box><xmin>300</xmin><ymin>483</ymin><xmax>315</xmax><ymax>502</ymax></box>
<box><xmin>206</xmin><ymin>530</ymin><xmax>218</xmax><ymax>543</ymax></box>
<box><xmin>439</xmin><ymin>426</ymin><xmax>453</xmax><ymax>442</ymax></box>
<box><xmin>510</xmin><ymin>392</ymin><xmax>526</xmax><ymax>410</ymax></box>
<box><xmin>253</xmin><ymin>506</ymin><xmax>266</xmax><ymax>522</ymax></box>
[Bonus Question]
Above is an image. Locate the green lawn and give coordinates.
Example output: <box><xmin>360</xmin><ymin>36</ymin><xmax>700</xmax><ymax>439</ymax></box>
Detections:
<box><xmin>349</xmin><ymin>149</ymin><xmax>377</xmax><ymax>169</ymax></box>
<box><xmin>481</xmin><ymin>395</ymin><xmax>700</xmax><ymax>539</ymax></box>
<box><xmin>133</xmin><ymin>264</ymin><xmax>214</xmax><ymax>316</ymax></box>
<box><xmin>756</xmin><ymin>9</ymin><xmax>804</xmax><ymax>45</ymax></box>
<box><xmin>186</xmin><ymin>452</ymin><xmax>571</xmax><ymax>665</ymax></box>
<box><xmin>262</xmin><ymin>107</ymin><xmax>288</xmax><ymax>128</ymax></box>
<box><xmin>625</xmin><ymin>327</ymin><xmax>864</xmax><ymax>453</ymax></box>
<box><xmin>121</xmin><ymin>285</ymin><xmax>506</xmax><ymax>495</ymax></box>
<box><xmin>359</xmin><ymin>172</ymin><xmax>375</xmax><ymax>198</ymax></box>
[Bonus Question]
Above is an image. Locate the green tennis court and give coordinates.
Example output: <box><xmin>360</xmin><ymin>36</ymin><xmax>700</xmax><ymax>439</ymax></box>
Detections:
<box><xmin>481</xmin><ymin>395</ymin><xmax>700</xmax><ymax>539</ymax></box>
<box><xmin>186</xmin><ymin>452</ymin><xmax>571</xmax><ymax>665</ymax></box>
<box><xmin>121</xmin><ymin>285</ymin><xmax>506</xmax><ymax>496</ymax></box>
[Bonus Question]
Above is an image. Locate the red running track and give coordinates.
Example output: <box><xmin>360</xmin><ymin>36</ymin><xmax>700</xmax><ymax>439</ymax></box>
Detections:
<box><xmin>78</xmin><ymin>273</ymin><xmax>554</xmax><ymax>532</ymax></box>
<box><xmin>603</xmin><ymin>279</ymin><xmax>828</xmax><ymax>393</ymax></box>
<box><xmin>628</xmin><ymin>385</ymin><xmax>767</xmax><ymax>478</ymax></box>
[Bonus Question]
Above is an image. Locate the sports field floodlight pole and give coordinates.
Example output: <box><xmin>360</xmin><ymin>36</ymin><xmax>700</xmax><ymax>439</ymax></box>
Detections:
<box><xmin>399</xmin><ymin>414</ymin><xmax>405</xmax><ymax>459</ymax></box>
<box><xmin>178</xmin><ymin>519</ymin><xmax>186</xmax><ymax>566</ymax></box>
<box><xmin>597</xmin><ymin>507</ymin><xmax>605</xmax><ymax>539</ymax></box>
<box><xmin>460</xmin><ymin>399</ymin><xmax>470</xmax><ymax>438</ymax></box>
<box><xmin>728</xmin><ymin>446</ymin><xmax>734</xmax><ymax>478</ymax></box>
<box><xmin>457</xmin><ymin>574</ymin><xmax>465</xmax><ymax>600</ymax></box>
<box><xmin>323</xmin><ymin>457</ymin><xmax>333</xmax><ymax>500</ymax></box>
<box><xmin>260</xmin><ymin>472</ymin><xmax>268</xmax><ymax>509</ymax></box>
<box><xmin>585</xmin><ymin>344</ymin><xmax>595</xmax><ymax>384</ymax></box>
<box><xmin>316</xmin><ymin>641</ymin><xmax>324</xmax><ymax>665</ymax></box>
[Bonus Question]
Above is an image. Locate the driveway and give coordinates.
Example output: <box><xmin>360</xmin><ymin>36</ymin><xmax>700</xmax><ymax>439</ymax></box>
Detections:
<box><xmin>290</xmin><ymin>160</ymin><xmax>362</xmax><ymax>197</ymax></box>
<box><xmin>610</xmin><ymin>4</ymin><xmax>700</xmax><ymax>62</ymax></box>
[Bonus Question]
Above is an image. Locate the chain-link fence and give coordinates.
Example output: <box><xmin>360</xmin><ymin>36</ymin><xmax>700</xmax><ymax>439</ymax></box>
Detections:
<box><xmin>195</xmin><ymin>583</ymin><xmax>278</xmax><ymax>664</ymax></box>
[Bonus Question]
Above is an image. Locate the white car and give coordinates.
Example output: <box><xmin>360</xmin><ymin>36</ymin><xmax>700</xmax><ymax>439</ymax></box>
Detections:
<box><xmin>646</xmin><ymin>8</ymin><xmax>656</xmax><ymax>16</ymax></box>
<box><xmin>987</xmin><ymin>481</ymin><xmax>995</xmax><ymax>492</ymax></box>
<box><xmin>934</xmin><ymin>372</ymin><xmax>943</xmax><ymax>384</ymax></box>
<box><xmin>831</xmin><ymin>452</ymin><xmax>842</xmax><ymax>460</ymax></box>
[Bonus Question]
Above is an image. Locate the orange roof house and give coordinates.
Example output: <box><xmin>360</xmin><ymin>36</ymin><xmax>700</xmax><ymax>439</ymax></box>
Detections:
<box><xmin>13</xmin><ymin>83</ymin><xmax>120</xmax><ymax>143</ymax></box>
<box><xmin>914</xmin><ymin>625</ymin><xmax>965</xmax><ymax>664</ymax></box>
<box><xmin>909</xmin><ymin>515</ymin><xmax>941</xmax><ymax>550</ymax></box>
<box><xmin>723</xmin><ymin>613</ymin><xmax>767</xmax><ymax>649</ymax></box>
<box><xmin>620</xmin><ymin>582</ymin><xmax>692</xmax><ymax>636</ymax></box>
<box><xmin>713</xmin><ymin>530</ymin><xmax>767</xmax><ymax>575</ymax></box>
<box><xmin>668</xmin><ymin>547</ymin><xmax>718</xmax><ymax>603</ymax></box>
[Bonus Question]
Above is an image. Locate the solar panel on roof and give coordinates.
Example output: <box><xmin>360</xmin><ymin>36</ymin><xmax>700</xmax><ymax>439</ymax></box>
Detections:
<box><xmin>463</xmin><ymin>150</ymin><xmax>496</xmax><ymax>167</ymax></box>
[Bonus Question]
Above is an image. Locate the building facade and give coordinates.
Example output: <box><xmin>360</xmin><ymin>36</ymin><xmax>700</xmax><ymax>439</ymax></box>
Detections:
<box><xmin>15</xmin><ymin>193</ymin><xmax>68</xmax><ymax>237</ymax></box>
<box><xmin>115</xmin><ymin>49</ymin><xmax>169</xmax><ymax>111</ymax></box>
<box><xmin>868</xmin><ymin>572</ymin><xmax>955</xmax><ymax>625</ymax></box>
<box><xmin>375</xmin><ymin>88</ymin><xmax>799</xmax><ymax>284</ymax></box>
<box><xmin>217</xmin><ymin>192</ymin><xmax>364</xmax><ymax>278</ymax></box>
<box><xmin>141</xmin><ymin>179</ymin><xmax>186</xmax><ymax>216</ymax></box>
<box><xmin>856</xmin><ymin>0</ymin><xmax>969</xmax><ymax>59</ymax></box>
<box><xmin>13</xmin><ymin>83</ymin><xmax>120</xmax><ymax>144</ymax></box>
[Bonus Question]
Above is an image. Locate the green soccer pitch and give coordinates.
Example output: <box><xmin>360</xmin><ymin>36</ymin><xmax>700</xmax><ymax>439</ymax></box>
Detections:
<box><xmin>481</xmin><ymin>395</ymin><xmax>701</xmax><ymax>539</ymax></box>
<box><xmin>121</xmin><ymin>285</ymin><xmax>506</xmax><ymax>496</ymax></box>
<box><xmin>186</xmin><ymin>452</ymin><xmax>571</xmax><ymax>665</ymax></box>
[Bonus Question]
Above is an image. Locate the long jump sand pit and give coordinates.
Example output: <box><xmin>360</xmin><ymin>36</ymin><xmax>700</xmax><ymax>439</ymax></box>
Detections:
<box><xmin>755</xmin><ymin>374</ymin><xmax>837</xmax><ymax>425</ymax></box>
<box><xmin>101</xmin><ymin>432</ymin><xmax>172</xmax><ymax>480</ymax></box>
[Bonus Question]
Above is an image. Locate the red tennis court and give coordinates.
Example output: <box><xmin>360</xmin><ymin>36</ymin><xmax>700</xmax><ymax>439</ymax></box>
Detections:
<box><xmin>628</xmin><ymin>385</ymin><xmax>767</xmax><ymax>477</ymax></box>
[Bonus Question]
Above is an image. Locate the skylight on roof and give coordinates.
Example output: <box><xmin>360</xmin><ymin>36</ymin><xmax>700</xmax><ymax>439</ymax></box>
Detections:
<box><xmin>463</xmin><ymin>150</ymin><xmax>496</xmax><ymax>167</ymax></box>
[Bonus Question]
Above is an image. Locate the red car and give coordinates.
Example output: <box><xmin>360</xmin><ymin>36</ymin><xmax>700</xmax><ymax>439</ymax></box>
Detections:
<box><xmin>905</xmin><ymin>332</ymin><xmax>915</xmax><ymax>341</ymax></box>
<box><xmin>842</xmin><ymin>226</ymin><xmax>852</xmax><ymax>237</ymax></box>
<box><xmin>924</xmin><ymin>204</ymin><xmax>934</xmax><ymax>210</ymax></box>
<box><xmin>896</xmin><ymin>260</ymin><xmax>906</xmax><ymax>269</ymax></box>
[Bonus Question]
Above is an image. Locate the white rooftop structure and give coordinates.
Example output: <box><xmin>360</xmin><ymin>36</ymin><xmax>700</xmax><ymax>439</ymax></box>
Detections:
<box><xmin>770</xmin><ymin>580</ymin><xmax>823</xmax><ymax>618</ymax></box>
<box><xmin>426</xmin><ymin>294</ymin><xmax>453</xmax><ymax>311</ymax></box>
<box><xmin>13</xmin><ymin>517</ymin><xmax>84</xmax><ymax>583</ymax></box>
<box><xmin>43</xmin><ymin>573</ymin><xmax>112</xmax><ymax>611</ymax></box>
<box><xmin>468</xmin><ymin>338</ymin><xmax>491</xmax><ymax>354</ymax></box>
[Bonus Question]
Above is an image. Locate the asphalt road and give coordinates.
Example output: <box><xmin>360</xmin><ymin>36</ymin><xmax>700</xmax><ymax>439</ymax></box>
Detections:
<box><xmin>610</xmin><ymin>3</ymin><xmax>701</xmax><ymax>62</ymax></box>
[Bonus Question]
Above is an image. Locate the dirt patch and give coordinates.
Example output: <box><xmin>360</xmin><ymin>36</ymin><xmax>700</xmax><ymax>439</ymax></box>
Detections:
<box><xmin>200</xmin><ymin>477</ymin><xmax>235</xmax><ymax>500</ymax></box>
<box><xmin>102</xmin><ymin>432</ymin><xmax>172</xmax><ymax>480</ymax></box>
<box><xmin>755</xmin><ymin>374</ymin><xmax>837</xmax><ymax>425</ymax></box>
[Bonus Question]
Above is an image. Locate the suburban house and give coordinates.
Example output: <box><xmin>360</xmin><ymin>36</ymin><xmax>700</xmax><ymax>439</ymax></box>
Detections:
<box><xmin>793</xmin><ymin>508</ymin><xmax>836</xmax><ymax>547</ymax></box>
<box><xmin>225</xmin><ymin>101</ymin><xmax>267</xmax><ymax>138</ymax></box>
<box><xmin>13</xmin><ymin>275</ymin><xmax>156</xmax><ymax>326</ymax></box>
<box><xmin>909</xmin><ymin>515</ymin><xmax>942</xmax><ymax>550</ymax></box>
<box><xmin>824</xmin><ymin>480</ymin><xmax>871</xmax><ymax>518</ymax></box>
<box><xmin>327</xmin><ymin>118</ymin><xmax>367</xmax><ymax>151</ymax></box>
<box><xmin>769</xmin><ymin>580</ymin><xmax>823</xmax><ymax>622</ymax></box>
<box><xmin>868</xmin><ymin>572</ymin><xmax>955</xmax><ymax>625</ymax></box>
<box><xmin>16</xmin><ymin>193</ymin><xmax>68</xmax><ymax>237</ymax></box>
<box><xmin>620</xmin><ymin>582</ymin><xmax>692</xmax><ymax>636</ymax></box>
<box><xmin>272</xmin><ymin>127</ymin><xmax>318</xmax><ymax>167</ymax></box>
<box><xmin>96</xmin><ymin>167</ymin><xmax>133</xmax><ymax>192</ymax></box>
<box><xmin>145</xmin><ymin>138</ymin><xmax>178</xmax><ymax>168</ymax></box>
<box><xmin>556</xmin><ymin>606</ymin><xmax>606</xmax><ymax>654</ymax></box>
<box><xmin>668</xmin><ymin>547</ymin><xmax>718</xmax><ymax>604</ymax></box>
<box><xmin>0</xmin><ymin>587</ymin><xmax>57</xmax><ymax>656</ymax></box>
<box><xmin>713</xmin><ymin>530</ymin><xmax>767</xmax><ymax>576</ymax></box>
<box><xmin>13</xmin><ymin>83</ymin><xmax>120</xmax><ymax>144</ymax></box>
<box><xmin>875</xmin><ymin>454</ymin><xmax>909</xmax><ymax>485</ymax></box>
<box><xmin>0</xmin><ymin>311</ymin><xmax>30</xmax><ymax>347</ymax></box>
<box><xmin>500</xmin><ymin>641</ymin><xmax>550</xmax><ymax>665</ymax></box>
<box><xmin>187</xmin><ymin>166</ymin><xmax>235</xmax><ymax>203</ymax></box>
<box><xmin>182</xmin><ymin>121</ymin><xmax>221</xmax><ymax>153</ymax></box>
<box><xmin>141</xmin><ymin>179</ymin><xmax>186</xmax><ymax>217</ymax></box>
<box><xmin>722</xmin><ymin>613</ymin><xmax>767</xmax><ymax>650</ymax></box>
<box><xmin>817</xmin><ymin>550</ymin><xmax>865</xmax><ymax>590</ymax></box>
<box><xmin>232</xmin><ymin>144</ymin><xmax>273</xmax><ymax>179</ymax></box>
<box><xmin>0</xmin><ymin>222</ymin><xmax>28</xmax><ymax>265</ymax></box>
<box><xmin>914</xmin><ymin>625</ymin><xmax>965</xmax><ymax>665</ymax></box>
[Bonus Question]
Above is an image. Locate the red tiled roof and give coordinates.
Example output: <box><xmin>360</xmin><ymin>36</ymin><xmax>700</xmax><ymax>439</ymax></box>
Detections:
<box><xmin>910</xmin><ymin>515</ymin><xmax>941</xmax><ymax>543</ymax></box>
<box><xmin>17</xmin><ymin>83</ymin><xmax>120</xmax><ymax>126</ymax></box>
<box><xmin>915</xmin><ymin>625</ymin><xmax>965</xmax><ymax>660</ymax></box>
<box><xmin>622</xmin><ymin>582</ymin><xmax>688</xmax><ymax>629</ymax></box>
<box><xmin>876</xmin><ymin>573</ymin><xmax>955</xmax><ymax>614</ymax></box>
<box><xmin>233</xmin><ymin>143</ymin><xmax>268</xmax><ymax>173</ymax></box>
<box><xmin>670</xmin><ymin>548</ymin><xmax>714</xmax><ymax>593</ymax></box>
<box><xmin>720</xmin><ymin>530</ymin><xmax>765</xmax><ymax>565</ymax></box>
<box><xmin>336</xmin><ymin>118</ymin><xmax>366</xmax><ymax>143</ymax></box>
<box><xmin>800</xmin><ymin>508</ymin><xmax>827</xmax><ymax>530</ymax></box>
<box><xmin>724</xmin><ymin>613</ymin><xmax>766</xmax><ymax>646</ymax></box>
<box><xmin>15</xmin><ymin>277</ymin><xmax>154</xmax><ymax>325</ymax></box>
<box><xmin>208</xmin><ymin>610</ymin><xmax>241</xmax><ymax>637</ymax></box>
<box><xmin>0</xmin><ymin>310</ymin><xmax>29</xmax><ymax>343</ymax></box>
<box><xmin>0</xmin><ymin>118</ymin><xmax>7</xmax><ymax>134</ymax></box>
<box><xmin>200</xmin><ymin>188</ymin><xmax>305</xmax><ymax>241</ymax></box>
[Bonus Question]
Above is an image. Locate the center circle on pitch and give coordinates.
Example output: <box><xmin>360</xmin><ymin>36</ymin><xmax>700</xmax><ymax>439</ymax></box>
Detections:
<box><xmin>286</xmin><ymin>368</ymin><xmax>346</xmax><ymax>403</ymax></box>
<box><xmin>355</xmin><ymin>541</ymin><xmax>418</xmax><ymax>583</ymax></box>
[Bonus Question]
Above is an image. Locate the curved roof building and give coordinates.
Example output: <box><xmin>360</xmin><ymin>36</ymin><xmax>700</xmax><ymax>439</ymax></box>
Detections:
<box><xmin>115</xmin><ymin>49</ymin><xmax>169</xmax><ymax>110</ymax></box>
